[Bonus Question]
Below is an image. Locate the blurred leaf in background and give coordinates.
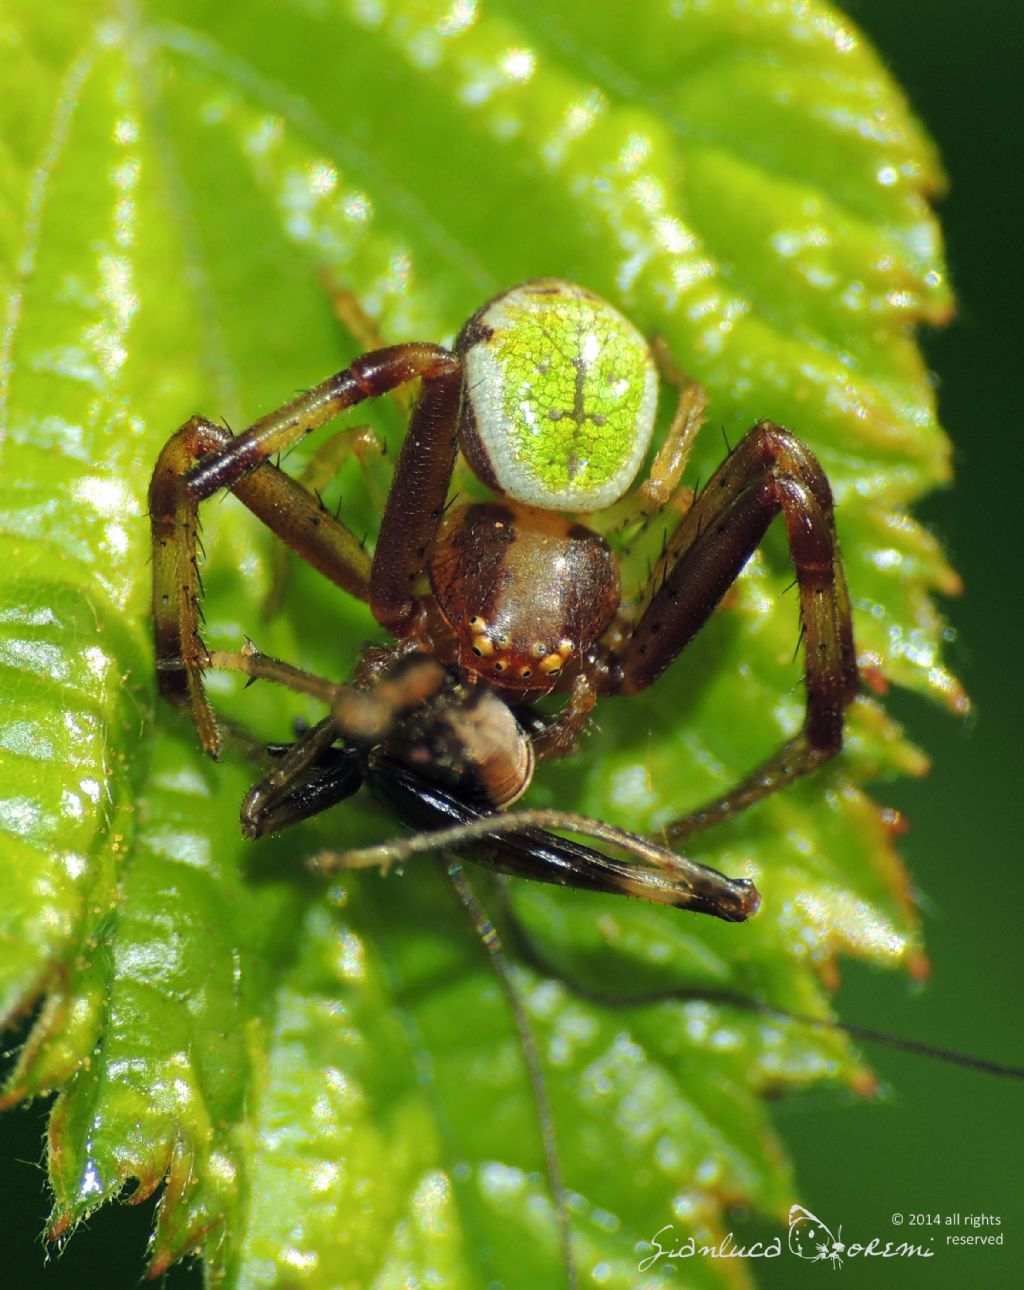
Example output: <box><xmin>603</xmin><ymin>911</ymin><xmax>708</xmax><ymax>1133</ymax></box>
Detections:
<box><xmin>0</xmin><ymin>1</ymin><xmax>991</xmax><ymax>1287</ymax></box>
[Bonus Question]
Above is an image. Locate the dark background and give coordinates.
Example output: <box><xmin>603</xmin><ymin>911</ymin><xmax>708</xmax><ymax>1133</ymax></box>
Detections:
<box><xmin>1</xmin><ymin>2</ymin><xmax>1020</xmax><ymax>1286</ymax></box>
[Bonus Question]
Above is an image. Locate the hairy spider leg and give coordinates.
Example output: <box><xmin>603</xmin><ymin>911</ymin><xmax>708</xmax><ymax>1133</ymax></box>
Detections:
<box><xmin>320</xmin><ymin>278</ymin><xmax>415</xmax><ymax>417</ymax></box>
<box><xmin>262</xmin><ymin>423</ymin><xmax>391</xmax><ymax>622</ymax></box>
<box><xmin>150</xmin><ymin>417</ymin><xmax>371</xmax><ymax>751</ymax></box>
<box><xmin>264</xmin><ymin>284</ymin><xmax>413</xmax><ymax>621</ymax></box>
<box><xmin>149</xmin><ymin>344</ymin><xmax>462</xmax><ymax>754</ymax></box>
<box><xmin>605</xmin><ymin>422</ymin><xmax>859</xmax><ymax>837</ymax></box>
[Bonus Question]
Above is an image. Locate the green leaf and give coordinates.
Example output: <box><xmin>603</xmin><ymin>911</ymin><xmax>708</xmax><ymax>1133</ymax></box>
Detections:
<box><xmin>0</xmin><ymin>1</ymin><xmax>957</xmax><ymax>1285</ymax></box>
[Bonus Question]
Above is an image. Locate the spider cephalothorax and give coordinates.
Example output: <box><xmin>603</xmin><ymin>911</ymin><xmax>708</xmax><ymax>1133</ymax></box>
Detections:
<box><xmin>150</xmin><ymin>277</ymin><xmax>858</xmax><ymax>921</ymax></box>
<box><xmin>427</xmin><ymin>500</ymin><xmax>619</xmax><ymax>688</ymax></box>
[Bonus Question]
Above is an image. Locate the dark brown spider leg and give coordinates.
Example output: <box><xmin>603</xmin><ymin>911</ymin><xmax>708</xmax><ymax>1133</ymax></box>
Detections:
<box><xmin>150</xmin><ymin>416</ymin><xmax>372</xmax><ymax>750</ymax></box>
<box><xmin>367</xmin><ymin>360</ymin><xmax>463</xmax><ymax>636</ymax></box>
<box><xmin>149</xmin><ymin>344</ymin><xmax>461</xmax><ymax>754</ymax></box>
<box><xmin>262</xmin><ymin>423</ymin><xmax>389</xmax><ymax>621</ymax></box>
<box><xmin>321</xmin><ymin>279</ymin><xmax>413</xmax><ymax>417</ymax></box>
<box><xmin>605</xmin><ymin>422</ymin><xmax>858</xmax><ymax>836</ymax></box>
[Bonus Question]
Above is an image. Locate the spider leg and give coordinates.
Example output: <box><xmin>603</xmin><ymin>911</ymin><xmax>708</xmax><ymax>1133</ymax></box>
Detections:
<box><xmin>262</xmin><ymin>423</ymin><xmax>390</xmax><ymax>622</ymax></box>
<box><xmin>603</xmin><ymin>422</ymin><xmax>858</xmax><ymax>836</ymax></box>
<box><xmin>263</xmin><ymin>277</ymin><xmax>405</xmax><ymax>624</ymax></box>
<box><xmin>530</xmin><ymin>673</ymin><xmax>597</xmax><ymax>761</ymax></box>
<box><xmin>149</xmin><ymin>343</ymin><xmax>462</xmax><ymax>754</ymax></box>
<box><xmin>320</xmin><ymin>279</ymin><xmax>414</xmax><ymax>417</ymax></box>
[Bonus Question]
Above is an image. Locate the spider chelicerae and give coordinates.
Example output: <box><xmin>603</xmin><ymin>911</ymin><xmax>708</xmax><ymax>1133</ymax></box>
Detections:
<box><xmin>149</xmin><ymin>277</ymin><xmax>858</xmax><ymax>917</ymax></box>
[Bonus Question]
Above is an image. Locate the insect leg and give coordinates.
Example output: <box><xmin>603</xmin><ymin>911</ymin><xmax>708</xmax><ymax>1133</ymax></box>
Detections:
<box><xmin>446</xmin><ymin>862</ymin><xmax>577</xmax><ymax>1289</ymax></box>
<box><xmin>240</xmin><ymin>717</ymin><xmax>359</xmax><ymax>838</ymax></box>
<box><xmin>493</xmin><ymin>884</ymin><xmax>1024</xmax><ymax>1081</ymax></box>
<box><xmin>317</xmin><ymin>763</ymin><xmax>759</xmax><ymax>922</ymax></box>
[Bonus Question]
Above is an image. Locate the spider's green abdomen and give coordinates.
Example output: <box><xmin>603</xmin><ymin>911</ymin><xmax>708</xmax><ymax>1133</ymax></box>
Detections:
<box><xmin>456</xmin><ymin>279</ymin><xmax>658</xmax><ymax>513</ymax></box>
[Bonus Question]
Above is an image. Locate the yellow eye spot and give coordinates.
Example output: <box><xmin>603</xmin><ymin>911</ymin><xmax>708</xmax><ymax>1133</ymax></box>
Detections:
<box><xmin>493</xmin><ymin>660</ymin><xmax>506</xmax><ymax>673</ymax></box>
<box><xmin>469</xmin><ymin>616</ymin><xmax>487</xmax><ymax>631</ymax></box>
<box><xmin>519</xmin><ymin>666</ymin><xmax>532</xmax><ymax>679</ymax></box>
<box><xmin>539</xmin><ymin>655</ymin><xmax>563</xmax><ymax>675</ymax></box>
<box><xmin>472</xmin><ymin>635</ymin><xmax>495</xmax><ymax>657</ymax></box>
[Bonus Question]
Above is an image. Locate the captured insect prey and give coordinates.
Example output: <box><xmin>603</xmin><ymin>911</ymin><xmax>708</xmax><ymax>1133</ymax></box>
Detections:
<box><xmin>223</xmin><ymin>650</ymin><xmax>759</xmax><ymax>921</ymax></box>
<box><xmin>151</xmin><ymin>277</ymin><xmax>858</xmax><ymax>911</ymax></box>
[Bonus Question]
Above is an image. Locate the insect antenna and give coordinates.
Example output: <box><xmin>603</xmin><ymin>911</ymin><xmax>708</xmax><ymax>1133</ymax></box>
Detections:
<box><xmin>493</xmin><ymin>888</ymin><xmax>1024</xmax><ymax>1082</ymax></box>
<box><xmin>446</xmin><ymin>862</ymin><xmax>578</xmax><ymax>1290</ymax></box>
